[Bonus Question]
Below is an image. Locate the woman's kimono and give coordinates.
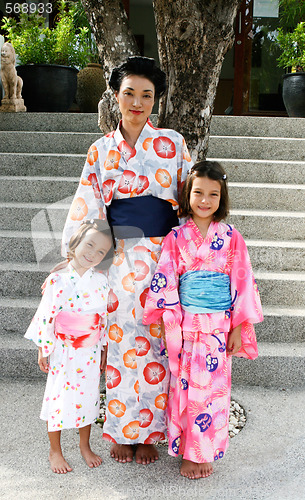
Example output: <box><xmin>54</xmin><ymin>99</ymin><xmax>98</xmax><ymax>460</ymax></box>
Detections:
<box><xmin>25</xmin><ymin>264</ymin><xmax>109</xmax><ymax>431</ymax></box>
<box><xmin>62</xmin><ymin>119</ymin><xmax>192</xmax><ymax>444</ymax></box>
<box><xmin>143</xmin><ymin>219</ymin><xmax>263</xmax><ymax>462</ymax></box>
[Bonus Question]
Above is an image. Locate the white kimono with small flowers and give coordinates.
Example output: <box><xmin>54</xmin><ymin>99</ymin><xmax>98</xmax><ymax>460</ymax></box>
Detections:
<box><xmin>25</xmin><ymin>264</ymin><xmax>108</xmax><ymax>431</ymax></box>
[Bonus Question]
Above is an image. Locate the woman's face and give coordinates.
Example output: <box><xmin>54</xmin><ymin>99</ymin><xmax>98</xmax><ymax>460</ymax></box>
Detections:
<box><xmin>115</xmin><ymin>75</ymin><xmax>155</xmax><ymax>128</ymax></box>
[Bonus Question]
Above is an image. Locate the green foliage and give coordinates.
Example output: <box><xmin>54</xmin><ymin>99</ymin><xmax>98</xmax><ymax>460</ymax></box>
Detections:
<box><xmin>277</xmin><ymin>22</ymin><xmax>305</xmax><ymax>72</ymax></box>
<box><xmin>279</xmin><ymin>0</ymin><xmax>305</xmax><ymax>32</ymax></box>
<box><xmin>1</xmin><ymin>0</ymin><xmax>97</xmax><ymax>68</ymax></box>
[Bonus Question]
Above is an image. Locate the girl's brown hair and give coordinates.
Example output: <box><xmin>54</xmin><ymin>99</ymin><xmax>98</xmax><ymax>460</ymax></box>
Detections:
<box><xmin>179</xmin><ymin>160</ymin><xmax>229</xmax><ymax>221</ymax></box>
<box><xmin>68</xmin><ymin>219</ymin><xmax>115</xmax><ymax>270</ymax></box>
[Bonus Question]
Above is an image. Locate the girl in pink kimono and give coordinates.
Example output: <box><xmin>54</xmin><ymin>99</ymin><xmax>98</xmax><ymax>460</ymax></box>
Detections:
<box><xmin>25</xmin><ymin>220</ymin><xmax>113</xmax><ymax>474</ymax></box>
<box><xmin>143</xmin><ymin>161</ymin><xmax>263</xmax><ymax>479</ymax></box>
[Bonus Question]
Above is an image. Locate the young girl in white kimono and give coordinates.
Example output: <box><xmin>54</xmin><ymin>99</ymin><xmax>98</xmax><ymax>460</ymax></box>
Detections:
<box><xmin>25</xmin><ymin>219</ymin><xmax>113</xmax><ymax>474</ymax></box>
<box><xmin>143</xmin><ymin>161</ymin><xmax>263</xmax><ymax>480</ymax></box>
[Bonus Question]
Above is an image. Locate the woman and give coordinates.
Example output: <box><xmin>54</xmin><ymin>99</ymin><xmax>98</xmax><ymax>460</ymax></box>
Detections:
<box><xmin>62</xmin><ymin>56</ymin><xmax>193</xmax><ymax>465</ymax></box>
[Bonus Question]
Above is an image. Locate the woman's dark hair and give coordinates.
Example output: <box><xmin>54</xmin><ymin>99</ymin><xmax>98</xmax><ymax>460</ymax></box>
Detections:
<box><xmin>109</xmin><ymin>56</ymin><xmax>167</xmax><ymax>99</ymax></box>
<box><xmin>179</xmin><ymin>161</ymin><xmax>230</xmax><ymax>222</ymax></box>
<box><xmin>68</xmin><ymin>219</ymin><xmax>115</xmax><ymax>271</ymax></box>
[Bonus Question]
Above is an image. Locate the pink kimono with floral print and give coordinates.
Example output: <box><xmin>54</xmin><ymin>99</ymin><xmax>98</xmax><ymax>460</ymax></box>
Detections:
<box><xmin>143</xmin><ymin>219</ymin><xmax>263</xmax><ymax>463</ymax></box>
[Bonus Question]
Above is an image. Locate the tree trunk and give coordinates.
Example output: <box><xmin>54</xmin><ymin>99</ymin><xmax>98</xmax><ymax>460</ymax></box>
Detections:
<box><xmin>80</xmin><ymin>0</ymin><xmax>139</xmax><ymax>132</ymax></box>
<box><xmin>153</xmin><ymin>0</ymin><xmax>242</xmax><ymax>160</ymax></box>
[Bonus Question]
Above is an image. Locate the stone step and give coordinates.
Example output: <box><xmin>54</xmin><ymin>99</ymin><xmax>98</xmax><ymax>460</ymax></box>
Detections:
<box><xmin>229</xmin><ymin>210</ymin><xmax>305</xmax><ymax>241</ymax></box>
<box><xmin>1</xmin><ymin>153</ymin><xmax>305</xmax><ymax>186</ymax></box>
<box><xmin>211</xmin><ymin>115</ymin><xmax>305</xmax><ymax>138</ymax></box>
<box><xmin>1</xmin><ymin>331</ymin><xmax>304</xmax><ymax>387</ymax></box>
<box><xmin>0</xmin><ymin>176</ymin><xmax>79</xmax><ymax>203</ymax></box>
<box><xmin>0</xmin><ymin>263</ymin><xmax>303</xmax><ymax>307</ymax></box>
<box><xmin>1</xmin><ymin>131</ymin><xmax>305</xmax><ymax>162</ymax></box>
<box><xmin>232</xmin><ymin>342</ymin><xmax>305</xmax><ymax>389</ymax></box>
<box><xmin>1</xmin><ymin>112</ymin><xmax>305</xmax><ymax>139</ymax></box>
<box><xmin>1</xmin><ymin>176</ymin><xmax>304</xmax><ymax>211</ymax></box>
<box><xmin>208</xmin><ymin>158</ymin><xmax>305</xmax><ymax>185</ymax></box>
<box><xmin>1</xmin><ymin>297</ymin><xmax>303</xmax><ymax>344</ymax></box>
<box><xmin>257</xmin><ymin>306</ymin><xmax>305</xmax><ymax>342</ymax></box>
<box><xmin>0</xmin><ymin>131</ymin><xmax>100</xmax><ymax>154</ymax></box>
<box><xmin>208</xmin><ymin>136</ymin><xmax>305</xmax><ymax>162</ymax></box>
<box><xmin>1</xmin><ymin>231</ymin><xmax>305</xmax><ymax>273</ymax></box>
<box><xmin>0</xmin><ymin>112</ymin><xmax>101</xmax><ymax>132</ymax></box>
<box><xmin>1</xmin><ymin>203</ymin><xmax>304</xmax><ymax>241</ymax></box>
<box><xmin>0</xmin><ymin>153</ymin><xmax>85</xmax><ymax>177</ymax></box>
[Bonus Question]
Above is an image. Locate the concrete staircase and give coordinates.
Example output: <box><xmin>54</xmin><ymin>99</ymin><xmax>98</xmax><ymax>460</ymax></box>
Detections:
<box><xmin>0</xmin><ymin>113</ymin><xmax>304</xmax><ymax>386</ymax></box>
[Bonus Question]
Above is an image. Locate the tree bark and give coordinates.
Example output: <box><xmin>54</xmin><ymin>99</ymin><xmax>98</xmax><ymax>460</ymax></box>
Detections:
<box><xmin>80</xmin><ymin>0</ymin><xmax>139</xmax><ymax>132</ymax></box>
<box><xmin>153</xmin><ymin>0</ymin><xmax>242</xmax><ymax>160</ymax></box>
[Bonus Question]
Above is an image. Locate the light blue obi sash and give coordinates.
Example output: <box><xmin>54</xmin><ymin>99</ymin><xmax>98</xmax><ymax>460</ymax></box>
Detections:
<box><xmin>179</xmin><ymin>270</ymin><xmax>231</xmax><ymax>314</ymax></box>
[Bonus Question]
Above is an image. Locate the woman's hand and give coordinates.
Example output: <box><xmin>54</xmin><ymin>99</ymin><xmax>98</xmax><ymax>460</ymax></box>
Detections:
<box><xmin>100</xmin><ymin>345</ymin><xmax>108</xmax><ymax>373</ymax></box>
<box><xmin>226</xmin><ymin>325</ymin><xmax>242</xmax><ymax>355</ymax></box>
<box><xmin>41</xmin><ymin>260</ymin><xmax>69</xmax><ymax>294</ymax></box>
<box><xmin>50</xmin><ymin>260</ymin><xmax>69</xmax><ymax>274</ymax></box>
<box><xmin>160</xmin><ymin>317</ymin><xmax>168</xmax><ymax>353</ymax></box>
<box><xmin>38</xmin><ymin>348</ymin><xmax>49</xmax><ymax>373</ymax></box>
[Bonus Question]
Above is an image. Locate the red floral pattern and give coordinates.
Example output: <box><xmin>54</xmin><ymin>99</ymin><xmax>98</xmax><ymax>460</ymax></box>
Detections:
<box><xmin>153</xmin><ymin>136</ymin><xmax>176</xmax><ymax>159</ymax></box>
<box><xmin>106</xmin><ymin>365</ymin><xmax>121</xmax><ymax>389</ymax></box>
<box><xmin>143</xmin><ymin>362</ymin><xmax>166</xmax><ymax>385</ymax></box>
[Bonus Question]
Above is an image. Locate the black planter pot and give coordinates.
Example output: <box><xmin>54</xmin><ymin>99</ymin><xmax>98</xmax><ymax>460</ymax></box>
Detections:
<box><xmin>16</xmin><ymin>64</ymin><xmax>78</xmax><ymax>112</ymax></box>
<box><xmin>282</xmin><ymin>72</ymin><xmax>305</xmax><ymax>117</ymax></box>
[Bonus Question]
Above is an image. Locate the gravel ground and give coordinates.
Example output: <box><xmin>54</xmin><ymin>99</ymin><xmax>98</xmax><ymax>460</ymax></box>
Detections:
<box><xmin>97</xmin><ymin>391</ymin><xmax>246</xmax><ymax>440</ymax></box>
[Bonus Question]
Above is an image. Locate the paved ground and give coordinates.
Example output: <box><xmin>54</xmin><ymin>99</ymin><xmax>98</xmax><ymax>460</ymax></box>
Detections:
<box><xmin>1</xmin><ymin>379</ymin><xmax>304</xmax><ymax>500</ymax></box>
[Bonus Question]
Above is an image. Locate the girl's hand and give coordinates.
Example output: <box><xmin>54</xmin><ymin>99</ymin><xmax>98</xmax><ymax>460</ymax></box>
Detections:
<box><xmin>38</xmin><ymin>348</ymin><xmax>49</xmax><ymax>373</ymax></box>
<box><xmin>227</xmin><ymin>325</ymin><xmax>242</xmax><ymax>355</ymax></box>
<box><xmin>100</xmin><ymin>345</ymin><xmax>108</xmax><ymax>373</ymax></box>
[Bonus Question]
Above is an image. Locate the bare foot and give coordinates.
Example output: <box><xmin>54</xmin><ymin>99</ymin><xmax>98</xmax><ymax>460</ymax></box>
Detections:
<box><xmin>180</xmin><ymin>459</ymin><xmax>200</xmax><ymax>479</ymax></box>
<box><xmin>135</xmin><ymin>444</ymin><xmax>159</xmax><ymax>465</ymax></box>
<box><xmin>198</xmin><ymin>462</ymin><xmax>213</xmax><ymax>478</ymax></box>
<box><xmin>49</xmin><ymin>449</ymin><xmax>72</xmax><ymax>474</ymax></box>
<box><xmin>80</xmin><ymin>444</ymin><xmax>102</xmax><ymax>468</ymax></box>
<box><xmin>110</xmin><ymin>444</ymin><xmax>134</xmax><ymax>463</ymax></box>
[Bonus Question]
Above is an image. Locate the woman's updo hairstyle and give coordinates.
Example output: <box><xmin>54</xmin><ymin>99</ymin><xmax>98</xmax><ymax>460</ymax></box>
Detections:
<box><xmin>109</xmin><ymin>56</ymin><xmax>167</xmax><ymax>99</ymax></box>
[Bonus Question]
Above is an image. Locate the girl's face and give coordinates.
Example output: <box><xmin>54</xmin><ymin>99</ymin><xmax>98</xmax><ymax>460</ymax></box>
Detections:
<box><xmin>115</xmin><ymin>75</ymin><xmax>155</xmax><ymax>128</ymax></box>
<box><xmin>189</xmin><ymin>176</ymin><xmax>221</xmax><ymax>226</ymax></box>
<box><xmin>71</xmin><ymin>229</ymin><xmax>112</xmax><ymax>276</ymax></box>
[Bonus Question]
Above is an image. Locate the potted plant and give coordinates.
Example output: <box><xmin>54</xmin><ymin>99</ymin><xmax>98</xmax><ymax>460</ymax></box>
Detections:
<box><xmin>71</xmin><ymin>0</ymin><xmax>106</xmax><ymax>113</ymax></box>
<box><xmin>1</xmin><ymin>0</ymin><xmax>93</xmax><ymax>111</ymax></box>
<box><xmin>276</xmin><ymin>21</ymin><xmax>305</xmax><ymax>117</ymax></box>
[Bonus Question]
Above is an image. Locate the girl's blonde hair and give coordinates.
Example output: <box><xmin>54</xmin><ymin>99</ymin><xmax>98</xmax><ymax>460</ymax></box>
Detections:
<box><xmin>68</xmin><ymin>219</ymin><xmax>114</xmax><ymax>270</ymax></box>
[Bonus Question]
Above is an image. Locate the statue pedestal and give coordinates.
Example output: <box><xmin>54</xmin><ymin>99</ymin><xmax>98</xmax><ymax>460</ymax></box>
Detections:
<box><xmin>0</xmin><ymin>98</ymin><xmax>27</xmax><ymax>112</ymax></box>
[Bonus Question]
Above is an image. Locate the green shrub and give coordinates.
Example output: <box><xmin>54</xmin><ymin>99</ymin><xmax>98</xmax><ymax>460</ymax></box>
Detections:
<box><xmin>1</xmin><ymin>0</ymin><xmax>96</xmax><ymax>68</ymax></box>
<box><xmin>276</xmin><ymin>22</ymin><xmax>305</xmax><ymax>72</ymax></box>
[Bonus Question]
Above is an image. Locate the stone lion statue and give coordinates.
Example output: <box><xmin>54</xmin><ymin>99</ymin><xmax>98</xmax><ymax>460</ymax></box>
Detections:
<box><xmin>1</xmin><ymin>42</ymin><xmax>23</xmax><ymax>100</ymax></box>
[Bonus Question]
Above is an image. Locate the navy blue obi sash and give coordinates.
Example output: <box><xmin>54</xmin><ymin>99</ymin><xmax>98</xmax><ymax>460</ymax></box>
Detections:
<box><xmin>106</xmin><ymin>195</ymin><xmax>179</xmax><ymax>238</ymax></box>
<box><xmin>179</xmin><ymin>270</ymin><xmax>232</xmax><ymax>314</ymax></box>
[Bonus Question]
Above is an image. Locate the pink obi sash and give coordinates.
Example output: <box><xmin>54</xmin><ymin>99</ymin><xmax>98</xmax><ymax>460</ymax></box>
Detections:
<box><xmin>55</xmin><ymin>311</ymin><xmax>101</xmax><ymax>349</ymax></box>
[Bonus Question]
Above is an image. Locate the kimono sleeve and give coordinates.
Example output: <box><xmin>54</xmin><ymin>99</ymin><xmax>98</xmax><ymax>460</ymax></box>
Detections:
<box><xmin>61</xmin><ymin>142</ymin><xmax>106</xmax><ymax>257</ymax></box>
<box><xmin>143</xmin><ymin>230</ymin><xmax>183</xmax><ymax>377</ymax></box>
<box><xmin>24</xmin><ymin>274</ymin><xmax>60</xmax><ymax>357</ymax></box>
<box><xmin>96</xmin><ymin>273</ymin><xmax>109</xmax><ymax>346</ymax></box>
<box><xmin>229</xmin><ymin>229</ymin><xmax>264</xmax><ymax>359</ymax></box>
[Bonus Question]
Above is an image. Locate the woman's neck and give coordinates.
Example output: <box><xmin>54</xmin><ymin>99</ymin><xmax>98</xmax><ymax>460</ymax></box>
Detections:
<box><xmin>120</xmin><ymin>120</ymin><xmax>146</xmax><ymax>149</ymax></box>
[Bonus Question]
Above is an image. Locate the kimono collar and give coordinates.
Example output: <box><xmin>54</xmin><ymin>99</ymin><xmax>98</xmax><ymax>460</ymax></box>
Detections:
<box><xmin>114</xmin><ymin>119</ymin><xmax>154</xmax><ymax>153</ymax></box>
<box><xmin>67</xmin><ymin>262</ymin><xmax>94</xmax><ymax>281</ymax></box>
<box><xmin>187</xmin><ymin>218</ymin><xmax>219</xmax><ymax>248</ymax></box>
